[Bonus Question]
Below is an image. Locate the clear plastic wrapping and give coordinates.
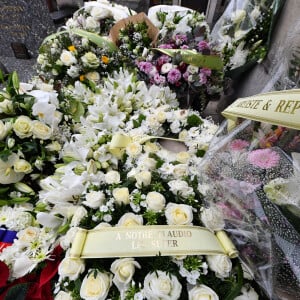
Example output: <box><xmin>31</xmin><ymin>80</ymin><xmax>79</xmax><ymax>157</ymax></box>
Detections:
<box><xmin>199</xmin><ymin>119</ymin><xmax>300</xmax><ymax>299</ymax></box>
<box><xmin>211</xmin><ymin>0</ymin><xmax>285</xmax><ymax>77</ymax></box>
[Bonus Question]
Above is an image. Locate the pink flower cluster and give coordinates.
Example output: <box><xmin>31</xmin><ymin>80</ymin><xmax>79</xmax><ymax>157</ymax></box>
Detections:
<box><xmin>136</xmin><ymin>34</ymin><xmax>215</xmax><ymax>93</ymax></box>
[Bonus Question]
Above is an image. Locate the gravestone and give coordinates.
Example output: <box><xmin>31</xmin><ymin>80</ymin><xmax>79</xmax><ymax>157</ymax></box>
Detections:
<box><xmin>0</xmin><ymin>0</ymin><xmax>56</xmax><ymax>58</ymax></box>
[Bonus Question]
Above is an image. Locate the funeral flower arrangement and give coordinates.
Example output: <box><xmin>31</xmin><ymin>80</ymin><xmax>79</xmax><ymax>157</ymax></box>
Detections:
<box><xmin>211</xmin><ymin>0</ymin><xmax>285</xmax><ymax>76</ymax></box>
<box><xmin>137</xmin><ymin>7</ymin><xmax>224</xmax><ymax>111</ymax></box>
<box><xmin>36</xmin><ymin>1</ymin><xmax>226</xmax><ymax>113</ymax></box>
<box><xmin>37</xmin><ymin>0</ymin><xmax>134</xmax><ymax>87</ymax></box>
<box><xmin>0</xmin><ymin>69</ymin><xmax>262</xmax><ymax>299</ymax></box>
<box><xmin>199</xmin><ymin>119</ymin><xmax>300</xmax><ymax>299</ymax></box>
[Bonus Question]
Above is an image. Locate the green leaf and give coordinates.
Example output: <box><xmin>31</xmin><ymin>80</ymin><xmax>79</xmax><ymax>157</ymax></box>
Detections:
<box><xmin>4</xmin><ymin>283</ymin><xmax>29</xmax><ymax>300</ymax></box>
<box><xmin>0</xmin><ymin>199</ymin><xmax>9</xmax><ymax>206</ymax></box>
<box><xmin>12</xmin><ymin>71</ymin><xmax>20</xmax><ymax>92</ymax></box>
<box><xmin>0</xmin><ymin>186</ymin><xmax>10</xmax><ymax>194</ymax></box>
<box><xmin>11</xmin><ymin>197</ymin><xmax>31</xmax><ymax>204</ymax></box>
<box><xmin>70</xmin><ymin>28</ymin><xmax>118</xmax><ymax>52</ymax></box>
<box><xmin>224</xmin><ymin>261</ymin><xmax>244</xmax><ymax>300</ymax></box>
<box><xmin>41</xmin><ymin>30</ymin><xmax>68</xmax><ymax>45</ymax></box>
<box><xmin>68</xmin><ymin>99</ymin><xmax>85</xmax><ymax>122</ymax></box>
<box><xmin>152</xmin><ymin>48</ymin><xmax>224</xmax><ymax>70</ymax></box>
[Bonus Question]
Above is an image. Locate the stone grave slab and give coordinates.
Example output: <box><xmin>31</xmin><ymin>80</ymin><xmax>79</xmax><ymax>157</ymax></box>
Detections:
<box><xmin>0</xmin><ymin>0</ymin><xmax>56</xmax><ymax>58</ymax></box>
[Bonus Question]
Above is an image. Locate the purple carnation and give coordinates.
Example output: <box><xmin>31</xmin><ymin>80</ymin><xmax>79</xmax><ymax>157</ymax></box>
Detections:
<box><xmin>199</xmin><ymin>73</ymin><xmax>207</xmax><ymax>85</ymax></box>
<box><xmin>157</xmin><ymin>55</ymin><xmax>171</xmax><ymax>66</ymax></box>
<box><xmin>137</xmin><ymin>61</ymin><xmax>154</xmax><ymax>74</ymax></box>
<box><xmin>153</xmin><ymin>73</ymin><xmax>166</xmax><ymax>85</ymax></box>
<box><xmin>200</xmin><ymin>68</ymin><xmax>212</xmax><ymax>77</ymax></box>
<box><xmin>174</xmin><ymin>34</ymin><xmax>188</xmax><ymax>45</ymax></box>
<box><xmin>197</xmin><ymin>40</ymin><xmax>210</xmax><ymax>51</ymax></box>
<box><xmin>183</xmin><ymin>71</ymin><xmax>189</xmax><ymax>81</ymax></box>
<box><xmin>167</xmin><ymin>68</ymin><xmax>181</xmax><ymax>84</ymax></box>
<box><xmin>180</xmin><ymin>45</ymin><xmax>189</xmax><ymax>49</ymax></box>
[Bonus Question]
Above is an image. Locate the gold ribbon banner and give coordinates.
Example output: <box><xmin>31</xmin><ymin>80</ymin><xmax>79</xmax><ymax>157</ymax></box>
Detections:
<box><xmin>222</xmin><ymin>89</ymin><xmax>300</xmax><ymax>131</ymax></box>
<box><xmin>109</xmin><ymin>133</ymin><xmax>185</xmax><ymax>156</ymax></box>
<box><xmin>70</xmin><ymin>226</ymin><xmax>238</xmax><ymax>259</ymax></box>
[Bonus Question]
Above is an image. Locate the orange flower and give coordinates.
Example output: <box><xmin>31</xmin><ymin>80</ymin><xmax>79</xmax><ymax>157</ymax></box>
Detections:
<box><xmin>68</xmin><ymin>45</ymin><xmax>76</xmax><ymax>52</ymax></box>
<box><xmin>79</xmin><ymin>75</ymin><xmax>85</xmax><ymax>81</ymax></box>
<box><xmin>101</xmin><ymin>55</ymin><xmax>109</xmax><ymax>64</ymax></box>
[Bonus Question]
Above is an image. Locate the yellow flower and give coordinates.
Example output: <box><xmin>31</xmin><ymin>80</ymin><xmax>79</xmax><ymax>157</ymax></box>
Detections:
<box><xmin>79</xmin><ymin>75</ymin><xmax>85</xmax><ymax>82</ymax></box>
<box><xmin>68</xmin><ymin>45</ymin><xmax>76</xmax><ymax>52</ymax></box>
<box><xmin>101</xmin><ymin>55</ymin><xmax>109</xmax><ymax>64</ymax></box>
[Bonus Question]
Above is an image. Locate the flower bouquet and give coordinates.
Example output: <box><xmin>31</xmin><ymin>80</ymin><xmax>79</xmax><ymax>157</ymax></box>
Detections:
<box><xmin>199</xmin><ymin>118</ymin><xmax>300</xmax><ymax>299</ymax></box>
<box><xmin>0</xmin><ymin>69</ymin><xmax>262</xmax><ymax>299</ymax></box>
<box><xmin>211</xmin><ymin>0</ymin><xmax>285</xmax><ymax>78</ymax></box>
<box><xmin>37</xmin><ymin>0</ymin><xmax>134</xmax><ymax>87</ymax></box>
<box><xmin>136</xmin><ymin>6</ymin><xmax>224</xmax><ymax>112</ymax></box>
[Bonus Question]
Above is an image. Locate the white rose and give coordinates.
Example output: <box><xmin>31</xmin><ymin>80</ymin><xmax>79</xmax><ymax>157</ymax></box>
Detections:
<box><xmin>13</xmin><ymin>159</ymin><xmax>32</xmax><ymax>174</ymax></box>
<box><xmin>113</xmin><ymin>187</ymin><xmax>130</xmax><ymax>205</ymax></box>
<box><xmin>144</xmin><ymin>142</ymin><xmax>159</xmax><ymax>153</ymax></box>
<box><xmin>157</xmin><ymin>111</ymin><xmax>166</xmax><ymax>123</ymax></box>
<box><xmin>234</xmin><ymin>285</ymin><xmax>259</xmax><ymax>300</ymax></box>
<box><xmin>117</xmin><ymin>212</ymin><xmax>143</xmax><ymax>227</ymax></box>
<box><xmin>81</xmin><ymin>52</ymin><xmax>99</xmax><ymax>68</ymax></box>
<box><xmin>70</xmin><ymin>206</ymin><xmax>88</xmax><ymax>227</ymax></box>
<box><xmin>126</xmin><ymin>142</ymin><xmax>143</xmax><ymax>157</ymax></box>
<box><xmin>58</xmin><ymin>257</ymin><xmax>85</xmax><ymax>281</ymax></box>
<box><xmin>90</xmin><ymin>6</ymin><xmax>112</xmax><ymax>20</ymax></box>
<box><xmin>231</xmin><ymin>9</ymin><xmax>246</xmax><ymax>24</ymax></box>
<box><xmin>0</xmin><ymin>120</ymin><xmax>12</xmax><ymax>140</ymax></box>
<box><xmin>67</xmin><ymin>65</ymin><xmax>80</xmax><ymax>78</ymax></box>
<box><xmin>143</xmin><ymin>270</ymin><xmax>182</xmax><ymax>300</ymax></box>
<box><xmin>200</xmin><ymin>207</ymin><xmax>225</xmax><ymax>231</ymax></box>
<box><xmin>31</xmin><ymin>120</ymin><xmax>52</xmax><ymax>140</ymax></box>
<box><xmin>105</xmin><ymin>170</ymin><xmax>121</xmax><ymax>184</ymax></box>
<box><xmin>13</xmin><ymin>115</ymin><xmax>32</xmax><ymax>138</ymax></box>
<box><xmin>146</xmin><ymin>191</ymin><xmax>166</xmax><ymax>212</ymax></box>
<box><xmin>161</xmin><ymin>63</ymin><xmax>173</xmax><ymax>74</ymax></box>
<box><xmin>142</xmin><ymin>157</ymin><xmax>157</xmax><ymax>170</ymax></box>
<box><xmin>83</xmin><ymin>191</ymin><xmax>106</xmax><ymax>209</ymax></box>
<box><xmin>206</xmin><ymin>254</ymin><xmax>232</xmax><ymax>278</ymax></box>
<box><xmin>188</xmin><ymin>284</ymin><xmax>219</xmax><ymax>300</ymax></box>
<box><xmin>17</xmin><ymin>226</ymin><xmax>39</xmax><ymax>244</ymax></box>
<box><xmin>85</xmin><ymin>16</ymin><xmax>98</xmax><ymax>29</ymax></box>
<box><xmin>168</xmin><ymin>180</ymin><xmax>195</xmax><ymax>198</ymax></box>
<box><xmin>80</xmin><ymin>269</ymin><xmax>112</xmax><ymax>300</ymax></box>
<box><xmin>135</xmin><ymin>171</ymin><xmax>151</xmax><ymax>188</ymax></box>
<box><xmin>176</xmin><ymin>151</ymin><xmax>190</xmax><ymax>164</ymax></box>
<box><xmin>110</xmin><ymin>258</ymin><xmax>141</xmax><ymax>291</ymax></box>
<box><xmin>85</xmin><ymin>71</ymin><xmax>100</xmax><ymax>83</ymax></box>
<box><xmin>0</xmin><ymin>99</ymin><xmax>14</xmax><ymax>114</ymax></box>
<box><xmin>54</xmin><ymin>291</ymin><xmax>73</xmax><ymax>300</ymax></box>
<box><xmin>173</xmin><ymin>164</ymin><xmax>188</xmax><ymax>178</ymax></box>
<box><xmin>60</xmin><ymin>50</ymin><xmax>77</xmax><ymax>66</ymax></box>
<box><xmin>165</xmin><ymin>203</ymin><xmax>193</xmax><ymax>225</ymax></box>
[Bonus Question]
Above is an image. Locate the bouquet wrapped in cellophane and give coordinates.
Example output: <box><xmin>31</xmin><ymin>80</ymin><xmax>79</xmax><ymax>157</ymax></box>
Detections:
<box><xmin>211</xmin><ymin>0</ymin><xmax>285</xmax><ymax>78</ymax></box>
<box><xmin>198</xmin><ymin>118</ymin><xmax>300</xmax><ymax>299</ymax></box>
